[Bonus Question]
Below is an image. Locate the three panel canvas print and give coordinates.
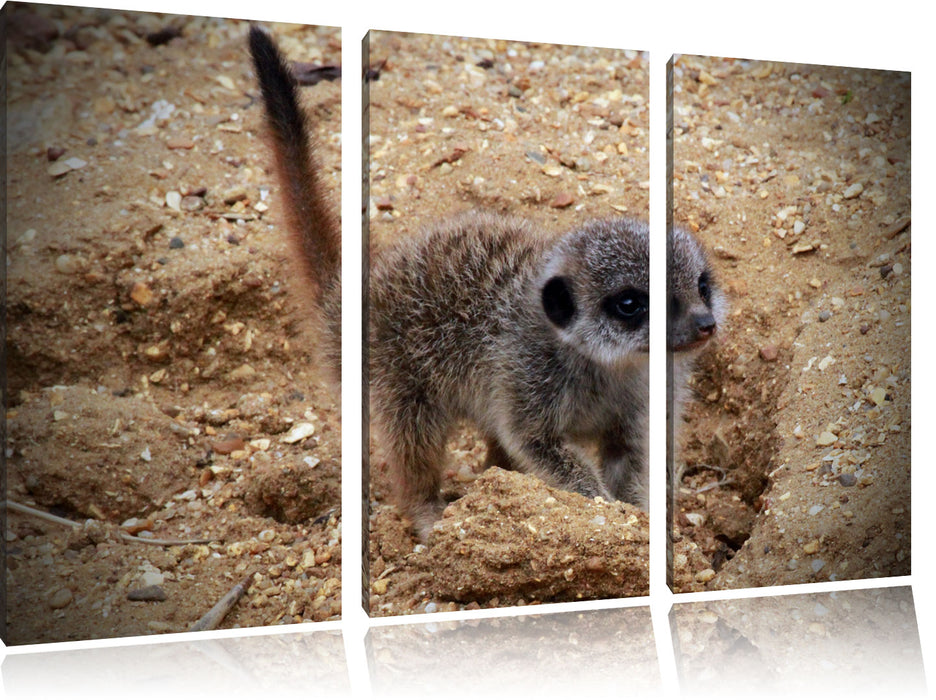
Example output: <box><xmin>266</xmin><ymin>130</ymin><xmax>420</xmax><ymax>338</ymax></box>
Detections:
<box><xmin>2</xmin><ymin>2</ymin><xmax>911</xmax><ymax>647</ymax></box>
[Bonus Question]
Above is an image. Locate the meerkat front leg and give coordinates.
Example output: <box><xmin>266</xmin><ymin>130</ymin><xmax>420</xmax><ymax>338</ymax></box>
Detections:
<box><xmin>600</xmin><ymin>419</ymin><xmax>649</xmax><ymax>510</ymax></box>
<box><xmin>510</xmin><ymin>436</ymin><xmax>612</xmax><ymax>502</ymax></box>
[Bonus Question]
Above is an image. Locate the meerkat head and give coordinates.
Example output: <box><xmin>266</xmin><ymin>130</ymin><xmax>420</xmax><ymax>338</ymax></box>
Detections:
<box><xmin>667</xmin><ymin>225</ymin><xmax>726</xmax><ymax>354</ymax></box>
<box><xmin>539</xmin><ymin>218</ymin><xmax>650</xmax><ymax>369</ymax></box>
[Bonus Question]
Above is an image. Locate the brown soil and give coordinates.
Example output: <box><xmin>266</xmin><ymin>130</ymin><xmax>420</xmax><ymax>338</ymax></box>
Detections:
<box><xmin>4</xmin><ymin>5</ymin><xmax>342</xmax><ymax>644</ymax></box>
<box><xmin>670</xmin><ymin>56</ymin><xmax>910</xmax><ymax>590</ymax></box>
<box><xmin>365</xmin><ymin>31</ymin><xmax>650</xmax><ymax>615</ymax></box>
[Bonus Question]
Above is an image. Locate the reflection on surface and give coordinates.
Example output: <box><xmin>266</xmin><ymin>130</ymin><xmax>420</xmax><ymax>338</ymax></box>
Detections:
<box><xmin>367</xmin><ymin>606</ymin><xmax>659</xmax><ymax>697</ymax></box>
<box><xmin>671</xmin><ymin>586</ymin><xmax>925</xmax><ymax>696</ymax></box>
<box><xmin>2</xmin><ymin>629</ymin><xmax>349</xmax><ymax>699</ymax></box>
<box><xmin>2</xmin><ymin>586</ymin><xmax>925</xmax><ymax>698</ymax></box>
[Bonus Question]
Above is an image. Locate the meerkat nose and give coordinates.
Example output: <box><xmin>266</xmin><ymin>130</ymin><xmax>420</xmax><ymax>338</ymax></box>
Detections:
<box><xmin>694</xmin><ymin>312</ymin><xmax>717</xmax><ymax>338</ymax></box>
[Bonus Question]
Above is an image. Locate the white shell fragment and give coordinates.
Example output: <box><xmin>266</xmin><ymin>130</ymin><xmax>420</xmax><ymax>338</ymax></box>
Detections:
<box><xmin>281</xmin><ymin>422</ymin><xmax>315</xmax><ymax>444</ymax></box>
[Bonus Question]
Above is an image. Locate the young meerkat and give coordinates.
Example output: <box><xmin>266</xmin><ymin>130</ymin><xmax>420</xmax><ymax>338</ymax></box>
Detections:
<box><xmin>250</xmin><ymin>28</ymin><xmax>724</xmax><ymax>542</ymax></box>
<box><xmin>371</xmin><ymin>214</ymin><xmax>653</xmax><ymax>540</ymax></box>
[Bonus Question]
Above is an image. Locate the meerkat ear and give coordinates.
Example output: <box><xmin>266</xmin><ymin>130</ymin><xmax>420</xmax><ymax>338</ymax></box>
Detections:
<box><xmin>542</xmin><ymin>276</ymin><xmax>576</xmax><ymax>328</ymax></box>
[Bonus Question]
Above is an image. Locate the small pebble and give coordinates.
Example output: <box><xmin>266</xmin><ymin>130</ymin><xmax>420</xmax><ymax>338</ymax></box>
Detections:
<box><xmin>281</xmin><ymin>422</ymin><xmax>316</xmax><ymax>444</ymax></box>
<box><xmin>818</xmin><ymin>310</ymin><xmax>831</xmax><ymax>322</ymax></box>
<box><xmin>549</xmin><ymin>192</ymin><xmax>574</xmax><ymax>208</ymax></box>
<box><xmin>212</xmin><ymin>436</ymin><xmax>245</xmax><ymax>454</ymax></box>
<box><xmin>169</xmin><ymin>236</ymin><xmax>185</xmax><ymax>249</ymax></box>
<box><xmin>223</xmin><ymin>187</ymin><xmax>248</xmax><ymax>205</ymax></box>
<box><xmin>165</xmin><ymin>191</ymin><xmax>182</xmax><ymax>211</ymax></box>
<box><xmin>838</xmin><ymin>473</ymin><xmax>858</xmax><ymax>487</ymax></box>
<box><xmin>181</xmin><ymin>196</ymin><xmax>204</xmax><ymax>211</ymax></box>
<box><xmin>227</xmin><ymin>364</ymin><xmax>256</xmax><ymax>381</ymax></box>
<box><xmin>166</xmin><ymin>137</ymin><xmax>195</xmax><ymax>150</ymax></box>
<box><xmin>130</xmin><ymin>281</ymin><xmax>155</xmax><ymax>306</ymax></box>
<box><xmin>55</xmin><ymin>254</ymin><xmax>82</xmax><ymax>274</ymax></box>
<box><xmin>760</xmin><ymin>344</ymin><xmax>778</xmax><ymax>362</ymax></box>
<box><xmin>842</xmin><ymin>182</ymin><xmax>864</xmax><ymax>199</ymax></box>
<box><xmin>584</xmin><ymin>557</ymin><xmax>606</xmax><ymax>572</ymax></box>
<box><xmin>684</xmin><ymin>513</ymin><xmax>705</xmax><ymax>527</ymax></box>
<box><xmin>48</xmin><ymin>157</ymin><xmax>87</xmax><ymax>177</ymax></box>
<box><xmin>49</xmin><ymin>588</ymin><xmax>73</xmax><ymax>609</ymax></box>
<box><xmin>128</xmin><ymin>585</ymin><xmax>167</xmax><ymax>602</ymax></box>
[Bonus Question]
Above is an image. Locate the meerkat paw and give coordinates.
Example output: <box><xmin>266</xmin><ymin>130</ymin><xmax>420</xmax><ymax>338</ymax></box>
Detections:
<box><xmin>405</xmin><ymin>499</ymin><xmax>447</xmax><ymax>544</ymax></box>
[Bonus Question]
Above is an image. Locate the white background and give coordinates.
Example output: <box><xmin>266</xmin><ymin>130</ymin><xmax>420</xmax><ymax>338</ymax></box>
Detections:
<box><xmin>2</xmin><ymin>1</ymin><xmax>931</xmax><ymax>697</ymax></box>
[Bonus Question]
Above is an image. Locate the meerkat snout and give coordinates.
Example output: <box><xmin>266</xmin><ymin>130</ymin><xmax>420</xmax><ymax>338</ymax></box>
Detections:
<box><xmin>667</xmin><ymin>228</ymin><xmax>726</xmax><ymax>355</ymax></box>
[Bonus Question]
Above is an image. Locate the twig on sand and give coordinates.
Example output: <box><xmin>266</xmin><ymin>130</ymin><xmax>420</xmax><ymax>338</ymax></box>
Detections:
<box><xmin>4</xmin><ymin>499</ymin><xmax>217</xmax><ymax>546</ymax></box>
<box><xmin>189</xmin><ymin>574</ymin><xmax>253</xmax><ymax>632</ymax></box>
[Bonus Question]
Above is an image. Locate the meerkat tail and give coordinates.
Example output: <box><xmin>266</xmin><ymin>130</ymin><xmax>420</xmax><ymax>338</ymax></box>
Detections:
<box><xmin>248</xmin><ymin>25</ymin><xmax>341</xmax><ymax>379</ymax></box>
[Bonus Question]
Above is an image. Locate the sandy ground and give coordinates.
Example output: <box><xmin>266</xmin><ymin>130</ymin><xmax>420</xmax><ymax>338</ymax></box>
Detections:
<box><xmin>4</xmin><ymin>4</ymin><xmax>341</xmax><ymax>644</ymax></box>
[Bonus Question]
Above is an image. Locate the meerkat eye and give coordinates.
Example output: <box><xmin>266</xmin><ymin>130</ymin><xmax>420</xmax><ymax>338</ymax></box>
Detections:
<box><xmin>604</xmin><ymin>289</ymin><xmax>648</xmax><ymax>328</ymax></box>
<box><xmin>615</xmin><ymin>295</ymin><xmax>642</xmax><ymax>317</ymax></box>
<box><xmin>698</xmin><ymin>272</ymin><xmax>711</xmax><ymax>304</ymax></box>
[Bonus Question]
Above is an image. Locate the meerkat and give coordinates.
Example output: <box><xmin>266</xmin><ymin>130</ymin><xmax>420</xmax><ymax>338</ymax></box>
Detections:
<box><xmin>370</xmin><ymin>214</ymin><xmax>653</xmax><ymax>539</ymax></box>
<box><xmin>250</xmin><ymin>27</ymin><xmax>724</xmax><ymax>542</ymax></box>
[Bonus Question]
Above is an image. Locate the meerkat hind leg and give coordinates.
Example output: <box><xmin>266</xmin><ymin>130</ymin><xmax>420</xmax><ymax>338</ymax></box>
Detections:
<box><xmin>381</xmin><ymin>409</ymin><xmax>450</xmax><ymax>542</ymax></box>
